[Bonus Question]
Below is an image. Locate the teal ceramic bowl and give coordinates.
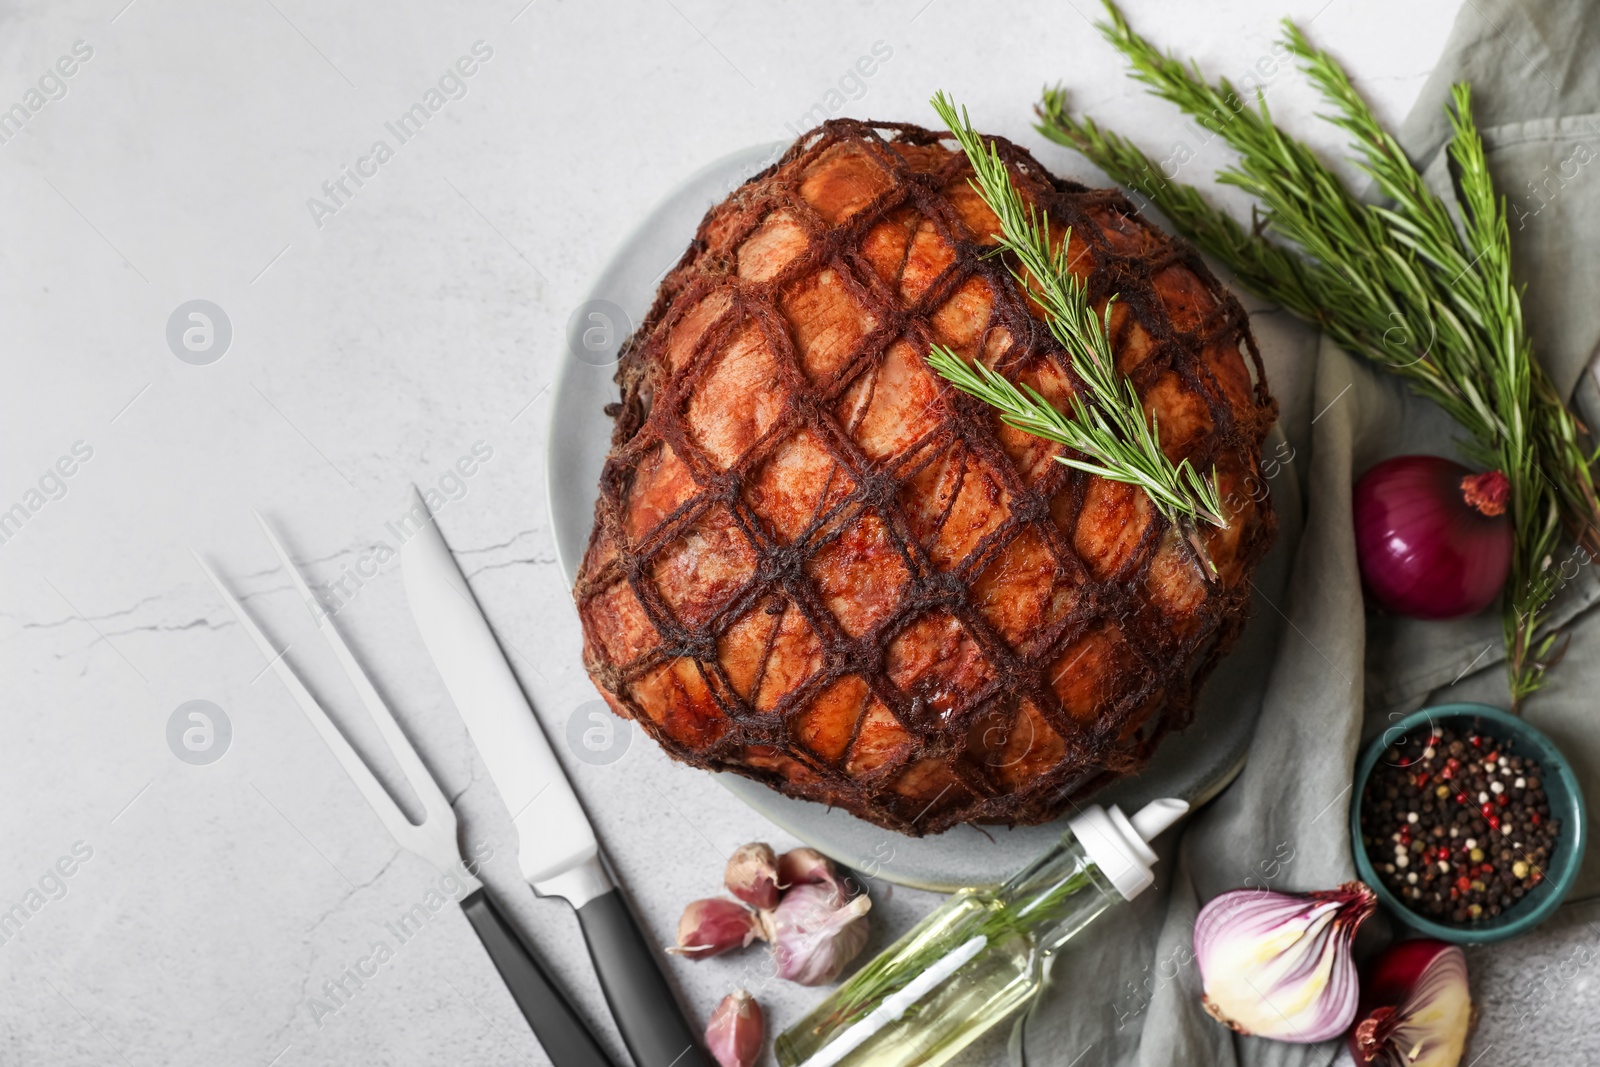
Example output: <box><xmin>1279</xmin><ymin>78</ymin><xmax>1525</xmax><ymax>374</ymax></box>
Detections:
<box><xmin>1351</xmin><ymin>703</ymin><xmax>1586</xmax><ymax>944</ymax></box>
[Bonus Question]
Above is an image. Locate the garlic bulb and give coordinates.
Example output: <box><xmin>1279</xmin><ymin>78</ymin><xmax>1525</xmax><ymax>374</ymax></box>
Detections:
<box><xmin>669</xmin><ymin>843</ymin><xmax>872</xmax><ymax>986</ymax></box>
<box><xmin>725</xmin><ymin>843</ymin><xmax>782</xmax><ymax>910</ymax></box>
<box><xmin>761</xmin><ymin>882</ymin><xmax>872</xmax><ymax>986</ymax></box>
<box><xmin>1194</xmin><ymin>881</ymin><xmax>1376</xmax><ymax>1042</ymax></box>
<box><xmin>669</xmin><ymin>898</ymin><xmax>764</xmax><ymax>959</ymax></box>
<box><xmin>705</xmin><ymin>989</ymin><xmax>763</xmax><ymax>1067</ymax></box>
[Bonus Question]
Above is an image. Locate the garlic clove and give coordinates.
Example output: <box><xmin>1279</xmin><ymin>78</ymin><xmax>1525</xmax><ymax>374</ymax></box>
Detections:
<box><xmin>762</xmin><ymin>882</ymin><xmax>872</xmax><ymax>986</ymax></box>
<box><xmin>725</xmin><ymin>842</ymin><xmax>782</xmax><ymax>910</ymax></box>
<box><xmin>1349</xmin><ymin>939</ymin><xmax>1474</xmax><ymax>1067</ymax></box>
<box><xmin>1194</xmin><ymin>881</ymin><xmax>1376</xmax><ymax>1043</ymax></box>
<box><xmin>777</xmin><ymin>846</ymin><xmax>849</xmax><ymax>899</ymax></box>
<box><xmin>669</xmin><ymin>897</ymin><xmax>764</xmax><ymax>959</ymax></box>
<box><xmin>705</xmin><ymin>989</ymin><xmax>763</xmax><ymax>1067</ymax></box>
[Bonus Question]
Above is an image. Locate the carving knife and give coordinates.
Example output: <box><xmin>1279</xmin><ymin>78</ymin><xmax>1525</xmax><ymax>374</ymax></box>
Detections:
<box><xmin>399</xmin><ymin>488</ymin><xmax>708</xmax><ymax>1067</ymax></box>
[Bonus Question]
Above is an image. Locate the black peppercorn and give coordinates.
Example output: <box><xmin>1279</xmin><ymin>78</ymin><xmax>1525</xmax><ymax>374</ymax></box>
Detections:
<box><xmin>1360</xmin><ymin>722</ymin><xmax>1559</xmax><ymax>925</ymax></box>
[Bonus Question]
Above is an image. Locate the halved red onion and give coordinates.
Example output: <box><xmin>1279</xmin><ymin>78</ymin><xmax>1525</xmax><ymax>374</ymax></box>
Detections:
<box><xmin>1349</xmin><ymin>939</ymin><xmax>1473</xmax><ymax>1067</ymax></box>
<box><xmin>1194</xmin><ymin>881</ymin><xmax>1376</xmax><ymax>1042</ymax></box>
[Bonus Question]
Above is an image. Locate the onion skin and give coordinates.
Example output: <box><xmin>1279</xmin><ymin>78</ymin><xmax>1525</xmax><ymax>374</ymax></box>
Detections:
<box><xmin>1348</xmin><ymin>939</ymin><xmax>1474</xmax><ymax>1067</ymax></box>
<box><xmin>1354</xmin><ymin>455</ymin><xmax>1513</xmax><ymax>620</ymax></box>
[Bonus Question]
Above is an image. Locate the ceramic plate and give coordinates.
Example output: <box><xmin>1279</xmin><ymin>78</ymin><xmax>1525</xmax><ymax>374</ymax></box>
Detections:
<box><xmin>546</xmin><ymin>143</ymin><xmax>1291</xmax><ymax>891</ymax></box>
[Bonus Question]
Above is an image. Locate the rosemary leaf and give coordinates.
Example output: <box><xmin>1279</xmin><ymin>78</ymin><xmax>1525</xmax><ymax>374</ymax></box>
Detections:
<box><xmin>927</xmin><ymin>92</ymin><xmax>1227</xmax><ymax>560</ymax></box>
<box><xmin>1036</xmin><ymin>0</ymin><xmax>1600</xmax><ymax>704</ymax></box>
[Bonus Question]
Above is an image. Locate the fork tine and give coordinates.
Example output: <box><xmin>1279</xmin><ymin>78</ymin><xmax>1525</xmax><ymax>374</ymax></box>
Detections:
<box><xmin>249</xmin><ymin>510</ymin><xmax>454</xmax><ymax>830</ymax></box>
<box><xmin>192</xmin><ymin>550</ymin><xmax>417</xmax><ymax>836</ymax></box>
<box><xmin>192</xmin><ymin>548</ymin><xmax>460</xmax><ymax>874</ymax></box>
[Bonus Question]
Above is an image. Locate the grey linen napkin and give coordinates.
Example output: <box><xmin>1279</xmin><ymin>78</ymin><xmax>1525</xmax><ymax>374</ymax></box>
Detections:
<box><xmin>1018</xmin><ymin>1</ymin><xmax>1600</xmax><ymax>1064</ymax></box>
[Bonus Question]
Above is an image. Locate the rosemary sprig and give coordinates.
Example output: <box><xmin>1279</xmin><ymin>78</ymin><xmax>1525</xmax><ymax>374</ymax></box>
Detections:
<box><xmin>925</xmin><ymin>347</ymin><xmax>1226</xmax><ymax>531</ymax></box>
<box><xmin>927</xmin><ymin>92</ymin><xmax>1227</xmax><ymax>574</ymax></box>
<box><xmin>1037</xmin><ymin>1</ymin><xmax>1600</xmax><ymax>704</ymax></box>
<box><xmin>1436</xmin><ymin>81</ymin><xmax>1577</xmax><ymax>699</ymax></box>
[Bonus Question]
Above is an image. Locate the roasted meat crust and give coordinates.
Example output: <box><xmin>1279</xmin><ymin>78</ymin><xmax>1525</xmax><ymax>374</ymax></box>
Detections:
<box><xmin>574</xmin><ymin>119</ymin><xmax>1278</xmax><ymax>835</ymax></box>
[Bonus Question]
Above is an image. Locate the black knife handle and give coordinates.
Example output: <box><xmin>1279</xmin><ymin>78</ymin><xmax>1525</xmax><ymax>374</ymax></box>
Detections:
<box><xmin>576</xmin><ymin>887</ymin><xmax>710</xmax><ymax>1067</ymax></box>
<box><xmin>461</xmin><ymin>888</ymin><xmax>616</xmax><ymax>1067</ymax></box>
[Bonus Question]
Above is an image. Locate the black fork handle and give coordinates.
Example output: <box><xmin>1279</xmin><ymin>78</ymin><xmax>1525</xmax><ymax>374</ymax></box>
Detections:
<box><xmin>461</xmin><ymin>888</ymin><xmax>616</xmax><ymax>1067</ymax></box>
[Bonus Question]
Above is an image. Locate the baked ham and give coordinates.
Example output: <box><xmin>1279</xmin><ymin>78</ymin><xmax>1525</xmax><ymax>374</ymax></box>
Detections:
<box><xmin>574</xmin><ymin>119</ymin><xmax>1277</xmax><ymax>834</ymax></box>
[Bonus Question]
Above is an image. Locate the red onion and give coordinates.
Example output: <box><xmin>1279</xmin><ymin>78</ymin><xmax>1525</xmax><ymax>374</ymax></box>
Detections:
<box><xmin>1348</xmin><ymin>939</ymin><xmax>1473</xmax><ymax>1067</ymax></box>
<box><xmin>1194</xmin><ymin>881</ymin><xmax>1376</xmax><ymax>1042</ymax></box>
<box><xmin>1354</xmin><ymin>455</ymin><xmax>1513</xmax><ymax>619</ymax></box>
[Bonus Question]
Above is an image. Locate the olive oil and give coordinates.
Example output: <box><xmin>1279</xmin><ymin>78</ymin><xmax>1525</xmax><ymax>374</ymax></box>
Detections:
<box><xmin>776</xmin><ymin>799</ymin><xmax>1187</xmax><ymax>1067</ymax></box>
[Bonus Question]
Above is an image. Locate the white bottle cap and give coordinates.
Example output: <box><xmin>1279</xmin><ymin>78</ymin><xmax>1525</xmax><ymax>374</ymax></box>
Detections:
<box><xmin>1066</xmin><ymin>798</ymin><xmax>1188</xmax><ymax>900</ymax></box>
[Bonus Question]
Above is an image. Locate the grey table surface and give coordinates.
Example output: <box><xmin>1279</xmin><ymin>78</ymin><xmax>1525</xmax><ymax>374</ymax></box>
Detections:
<box><xmin>4</xmin><ymin>0</ymin><xmax>1595</xmax><ymax>1064</ymax></box>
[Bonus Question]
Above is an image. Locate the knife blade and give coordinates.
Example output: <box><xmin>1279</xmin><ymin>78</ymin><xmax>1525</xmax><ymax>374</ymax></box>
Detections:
<box><xmin>397</xmin><ymin>490</ymin><xmax>594</xmax><ymax>889</ymax></box>
<box><xmin>399</xmin><ymin>488</ymin><xmax>709</xmax><ymax>1067</ymax></box>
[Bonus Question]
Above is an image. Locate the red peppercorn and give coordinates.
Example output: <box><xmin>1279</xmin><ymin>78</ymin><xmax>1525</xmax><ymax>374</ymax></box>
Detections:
<box><xmin>1360</xmin><ymin>723</ymin><xmax>1561</xmax><ymax>928</ymax></box>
